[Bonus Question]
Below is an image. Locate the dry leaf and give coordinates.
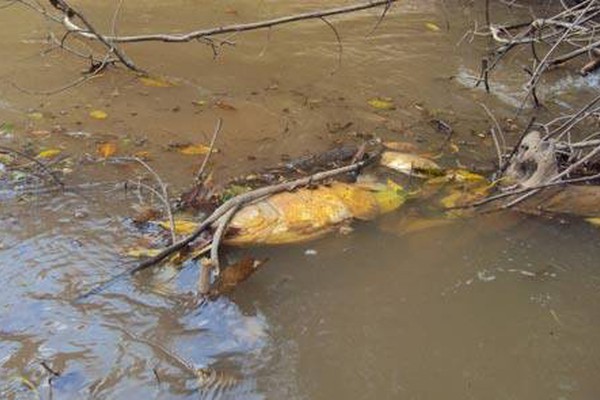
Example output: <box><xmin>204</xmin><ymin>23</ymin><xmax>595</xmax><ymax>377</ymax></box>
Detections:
<box><xmin>210</xmin><ymin>257</ymin><xmax>266</xmax><ymax>296</ymax></box>
<box><xmin>132</xmin><ymin>206</ymin><xmax>162</xmax><ymax>224</ymax></box>
<box><xmin>90</xmin><ymin>110</ymin><xmax>108</xmax><ymax>120</ymax></box>
<box><xmin>367</xmin><ymin>98</ymin><xmax>395</xmax><ymax>110</ymax></box>
<box><xmin>133</xmin><ymin>151</ymin><xmax>152</xmax><ymax>160</ymax></box>
<box><xmin>30</xmin><ymin>130</ymin><xmax>51</xmax><ymax>136</ymax></box>
<box><xmin>139</xmin><ymin>75</ymin><xmax>174</xmax><ymax>88</ymax></box>
<box><xmin>383</xmin><ymin>141</ymin><xmax>418</xmax><ymax>152</ymax></box>
<box><xmin>97</xmin><ymin>142</ymin><xmax>117</xmax><ymax>158</ymax></box>
<box><xmin>215</xmin><ymin>100</ymin><xmax>237</xmax><ymax>111</ymax></box>
<box><xmin>179</xmin><ymin>144</ymin><xmax>213</xmax><ymax>155</ymax></box>
<box><xmin>425</xmin><ymin>22</ymin><xmax>441</xmax><ymax>32</ymax></box>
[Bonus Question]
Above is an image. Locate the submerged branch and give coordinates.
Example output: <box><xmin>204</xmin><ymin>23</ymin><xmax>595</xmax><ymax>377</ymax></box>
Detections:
<box><xmin>76</xmin><ymin>157</ymin><xmax>373</xmax><ymax>300</ymax></box>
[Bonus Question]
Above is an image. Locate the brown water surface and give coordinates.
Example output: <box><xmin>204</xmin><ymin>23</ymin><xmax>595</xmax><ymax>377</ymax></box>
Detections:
<box><xmin>1</xmin><ymin>1</ymin><xmax>600</xmax><ymax>399</ymax></box>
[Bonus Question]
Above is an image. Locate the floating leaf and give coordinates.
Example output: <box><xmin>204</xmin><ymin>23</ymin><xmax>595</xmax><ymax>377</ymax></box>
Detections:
<box><xmin>37</xmin><ymin>148</ymin><xmax>61</xmax><ymax>159</ymax></box>
<box><xmin>30</xmin><ymin>130</ymin><xmax>51</xmax><ymax>136</ymax></box>
<box><xmin>367</xmin><ymin>97</ymin><xmax>395</xmax><ymax>110</ymax></box>
<box><xmin>27</xmin><ymin>112</ymin><xmax>43</xmax><ymax>120</ymax></box>
<box><xmin>97</xmin><ymin>142</ymin><xmax>117</xmax><ymax>158</ymax></box>
<box><xmin>224</xmin><ymin>7</ymin><xmax>239</xmax><ymax>15</ymax></box>
<box><xmin>139</xmin><ymin>75</ymin><xmax>174</xmax><ymax>88</ymax></box>
<box><xmin>215</xmin><ymin>100</ymin><xmax>237</xmax><ymax>111</ymax></box>
<box><xmin>210</xmin><ymin>257</ymin><xmax>266</xmax><ymax>296</ymax></box>
<box><xmin>132</xmin><ymin>206</ymin><xmax>162</xmax><ymax>224</ymax></box>
<box><xmin>383</xmin><ymin>141</ymin><xmax>418</xmax><ymax>152</ymax></box>
<box><xmin>89</xmin><ymin>110</ymin><xmax>108</xmax><ymax>120</ymax></box>
<box><xmin>380</xmin><ymin>151</ymin><xmax>442</xmax><ymax>178</ymax></box>
<box><xmin>158</xmin><ymin>219</ymin><xmax>197</xmax><ymax>235</ymax></box>
<box><xmin>133</xmin><ymin>151</ymin><xmax>151</xmax><ymax>160</ymax></box>
<box><xmin>425</xmin><ymin>22</ymin><xmax>441</xmax><ymax>32</ymax></box>
<box><xmin>586</xmin><ymin>217</ymin><xmax>600</xmax><ymax>226</ymax></box>
<box><xmin>125</xmin><ymin>247</ymin><xmax>163</xmax><ymax>258</ymax></box>
<box><xmin>179</xmin><ymin>144</ymin><xmax>213</xmax><ymax>155</ymax></box>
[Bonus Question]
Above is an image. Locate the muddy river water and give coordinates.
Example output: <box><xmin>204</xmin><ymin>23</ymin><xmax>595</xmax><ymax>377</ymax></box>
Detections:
<box><xmin>1</xmin><ymin>1</ymin><xmax>600</xmax><ymax>399</ymax></box>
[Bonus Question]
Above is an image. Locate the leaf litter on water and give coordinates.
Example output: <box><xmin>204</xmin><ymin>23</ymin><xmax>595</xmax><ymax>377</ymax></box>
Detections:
<box><xmin>89</xmin><ymin>110</ymin><xmax>108</xmax><ymax>120</ymax></box>
<box><xmin>367</xmin><ymin>97</ymin><xmax>395</xmax><ymax>110</ymax></box>
<box><xmin>138</xmin><ymin>76</ymin><xmax>175</xmax><ymax>88</ymax></box>
<box><xmin>97</xmin><ymin>142</ymin><xmax>117</xmax><ymax>158</ymax></box>
<box><xmin>37</xmin><ymin>149</ymin><xmax>61</xmax><ymax>159</ymax></box>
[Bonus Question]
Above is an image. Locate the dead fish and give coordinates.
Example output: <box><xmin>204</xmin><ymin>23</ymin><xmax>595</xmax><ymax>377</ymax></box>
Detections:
<box><xmin>225</xmin><ymin>181</ymin><xmax>405</xmax><ymax>245</ymax></box>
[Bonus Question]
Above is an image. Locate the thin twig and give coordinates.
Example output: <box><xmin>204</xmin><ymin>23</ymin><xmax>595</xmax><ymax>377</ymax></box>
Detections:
<box><xmin>195</xmin><ymin>118</ymin><xmax>222</xmax><ymax>183</ymax></box>
<box><xmin>320</xmin><ymin>16</ymin><xmax>343</xmax><ymax>74</ymax></box>
<box><xmin>479</xmin><ymin>103</ymin><xmax>505</xmax><ymax>167</ymax></box>
<box><xmin>119</xmin><ymin>157</ymin><xmax>176</xmax><ymax>244</ymax></box>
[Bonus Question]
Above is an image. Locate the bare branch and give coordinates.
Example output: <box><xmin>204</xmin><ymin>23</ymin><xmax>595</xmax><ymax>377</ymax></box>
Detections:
<box><xmin>59</xmin><ymin>0</ymin><xmax>398</xmax><ymax>44</ymax></box>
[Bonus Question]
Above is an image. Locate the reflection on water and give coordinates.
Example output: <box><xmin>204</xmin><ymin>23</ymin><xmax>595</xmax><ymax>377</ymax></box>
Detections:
<box><xmin>1</xmin><ymin>0</ymin><xmax>600</xmax><ymax>399</ymax></box>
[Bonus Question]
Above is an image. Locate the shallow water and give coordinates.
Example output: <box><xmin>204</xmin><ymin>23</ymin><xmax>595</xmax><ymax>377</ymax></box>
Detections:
<box><xmin>1</xmin><ymin>1</ymin><xmax>600</xmax><ymax>399</ymax></box>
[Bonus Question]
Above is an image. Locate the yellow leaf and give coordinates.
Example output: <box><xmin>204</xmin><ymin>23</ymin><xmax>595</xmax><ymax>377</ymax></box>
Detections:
<box><xmin>133</xmin><ymin>151</ymin><xmax>151</xmax><ymax>160</ymax></box>
<box><xmin>158</xmin><ymin>219</ymin><xmax>198</xmax><ymax>235</ymax></box>
<box><xmin>97</xmin><ymin>142</ymin><xmax>117</xmax><ymax>158</ymax></box>
<box><xmin>425</xmin><ymin>22</ymin><xmax>441</xmax><ymax>32</ymax></box>
<box><xmin>139</xmin><ymin>76</ymin><xmax>174</xmax><ymax>88</ymax></box>
<box><xmin>449</xmin><ymin>142</ymin><xmax>460</xmax><ymax>153</ymax></box>
<box><xmin>179</xmin><ymin>144</ymin><xmax>212</xmax><ymax>155</ymax></box>
<box><xmin>367</xmin><ymin>97</ymin><xmax>395</xmax><ymax>110</ymax></box>
<box><xmin>125</xmin><ymin>247</ymin><xmax>163</xmax><ymax>258</ymax></box>
<box><xmin>27</xmin><ymin>112</ymin><xmax>44</xmax><ymax>120</ymax></box>
<box><xmin>90</xmin><ymin>110</ymin><xmax>108</xmax><ymax>120</ymax></box>
<box><xmin>586</xmin><ymin>217</ymin><xmax>600</xmax><ymax>226</ymax></box>
<box><xmin>37</xmin><ymin>149</ymin><xmax>61</xmax><ymax>159</ymax></box>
